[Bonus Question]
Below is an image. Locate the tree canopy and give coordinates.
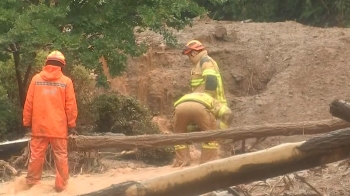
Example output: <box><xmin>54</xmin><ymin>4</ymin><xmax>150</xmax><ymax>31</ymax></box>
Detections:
<box><xmin>0</xmin><ymin>0</ymin><xmax>208</xmax><ymax>106</ymax></box>
<box><xmin>197</xmin><ymin>0</ymin><xmax>350</xmax><ymax>27</ymax></box>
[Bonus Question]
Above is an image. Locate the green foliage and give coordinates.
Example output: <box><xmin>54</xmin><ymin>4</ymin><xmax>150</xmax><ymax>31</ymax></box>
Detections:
<box><xmin>0</xmin><ymin>85</ymin><xmax>21</xmax><ymax>140</ymax></box>
<box><xmin>0</xmin><ymin>0</ymin><xmax>208</xmax><ymax>142</ymax></box>
<box><xmin>0</xmin><ymin>52</ymin><xmax>45</xmax><ymax>140</ymax></box>
<box><xmin>200</xmin><ymin>0</ymin><xmax>350</xmax><ymax>27</ymax></box>
<box><xmin>136</xmin><ymin>147</ymin><xmax>174</xmax><ymax>166</ymax></box>
<box><xmin>0</xmin><ymin>59</ymin><xmax>19</xmax><ymax>103</ymax></box>
<box><xmin>89</xmin><ymin>92</ymin><xmax>174</xmax><ymax>165</ymax></box>
<box><xmin>0</xmin><ymin>0</ymin><xmax>208</xmax><ymax>83</ymax></box>
<box><xmin>69</xmin><ymin>64</ymin><xmax>95</xmax><ymax>128</ymax></box>
<box><xmin>90</xmin><ymin>93</ymin><xmax>159</xmax><ymax>135</ymax></box>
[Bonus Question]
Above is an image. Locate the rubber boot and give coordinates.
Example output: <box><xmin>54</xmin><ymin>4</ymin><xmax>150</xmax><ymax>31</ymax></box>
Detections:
<box><xmin>172</xmin><ymin>147</ymin><xmax>191</xmax><ymax>168</ymax></box>
<box><xmin>200</xmin><ymin>142</ymin><xmax>219</xmax><ymax>163</ymax></box>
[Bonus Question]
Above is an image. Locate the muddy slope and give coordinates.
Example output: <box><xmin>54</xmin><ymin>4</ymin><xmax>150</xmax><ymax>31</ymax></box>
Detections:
<box><xmin>109</xmin><ymin>20</ymin><xmax>350</xmax><ymax>127</ymax></box>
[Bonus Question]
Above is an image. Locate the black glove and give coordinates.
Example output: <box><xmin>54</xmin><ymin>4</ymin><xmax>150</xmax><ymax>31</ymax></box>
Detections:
<box><xmin>68</xmin><ymin>128</ymin><xmax>78</xmax><ymax>136</ymax></box>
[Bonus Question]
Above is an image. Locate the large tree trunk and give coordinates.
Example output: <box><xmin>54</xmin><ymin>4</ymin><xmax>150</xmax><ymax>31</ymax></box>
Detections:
<box><xmin>79</xmin><ymin>127</ymin><xmax>350</xmax><ymax>196</ymax></box>
<box><xmin>70</xmin><ymin>119</ymin><xmax>350</xmax><ymax>150</ymax></box>
<box><xmin>10</xmin><ymin>43</ymin><xmax>25</xmax><ymax>108</ymax></box>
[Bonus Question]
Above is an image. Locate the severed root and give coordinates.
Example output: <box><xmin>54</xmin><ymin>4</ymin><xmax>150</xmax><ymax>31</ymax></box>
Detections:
<box><xmin>247</xmin><ymin>137</ymin><xmax>267</xmax><ymax>152</ymax></box>
<box><xmin>12</xmin><ymin>147</ymin><xmax>29</xmax><ymax>167</ymax></box>
<box><xmin>268</xmin><ymin>176</ymin><xmax>284</xmax><ymax>195</ymax></box>
<box><xmin>0</xmin><ymin>160</ymin><xmax>20</xmax><ymax>176</ymax></box>
<box><xmin>294</xmin><ymin>173</ymin><xmax>323</xmax><ymax>196</ymax></box>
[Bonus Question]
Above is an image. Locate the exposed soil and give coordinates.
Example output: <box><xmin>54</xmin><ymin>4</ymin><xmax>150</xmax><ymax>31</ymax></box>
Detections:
<box><xmin>2</xmin><ymin>19</ymin><xmax>350</xmax><ymax>195</ymax></box>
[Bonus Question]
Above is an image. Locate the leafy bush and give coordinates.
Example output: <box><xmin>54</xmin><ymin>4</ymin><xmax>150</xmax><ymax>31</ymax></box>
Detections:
<box><xmin>90</xmin><ymin>93</ymin><xmax>158</xmax><ymax>135</ymax></box>
<box><xmin>69</xmin><ymin>64</ymin><xmax>96</xmax><ymax>129</ymax></box>
<box><xmin>89</xmin><ymin>92</ymin><xmax>174</xmax><ymax>165</ymax></box>
<box><xmin>136</xmin><ymin>146</ymin><xmax>174</xmax><ymax>166</ymax></box>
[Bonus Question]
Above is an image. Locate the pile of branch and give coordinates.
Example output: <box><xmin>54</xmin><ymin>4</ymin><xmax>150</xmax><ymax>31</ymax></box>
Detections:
<box><xmin>0</xmin><ymin>160</ymin><xmax>20</xmax><ymax>182</ymax></box>
<box><xmin>1</xmin><ymin>145</ymin><xmax>106</xmax><ymax>182</ymax></box>
<box><xmin>68</xmin><ymin>149</ymin><xmax>106</xmax><ymax>175</ymax></box>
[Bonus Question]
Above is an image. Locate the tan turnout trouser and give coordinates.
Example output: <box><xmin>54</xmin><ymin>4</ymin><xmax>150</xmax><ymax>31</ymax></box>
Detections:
<box><xmin>172</xmin><ymin>101</ymin><xmax>218</xmax><ymax>167</ymax></box>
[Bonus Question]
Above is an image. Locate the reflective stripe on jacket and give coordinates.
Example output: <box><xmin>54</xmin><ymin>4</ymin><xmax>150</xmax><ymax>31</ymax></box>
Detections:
<box><xmin>190</xmin><ymin>55</ymin><xmax>227</xmax><ymax>105</ymax></box>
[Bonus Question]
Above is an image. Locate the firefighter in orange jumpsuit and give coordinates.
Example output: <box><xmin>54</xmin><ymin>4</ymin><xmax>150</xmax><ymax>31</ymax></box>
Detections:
<box><xmin>172</xmin><ymin>92</ymin><xmax>233</xmax><ymax>167</ymax></box>
<box><xmin>23</xmin><ymin>50</ymin><xmax>78</xmax><ymax>192</ymax></box>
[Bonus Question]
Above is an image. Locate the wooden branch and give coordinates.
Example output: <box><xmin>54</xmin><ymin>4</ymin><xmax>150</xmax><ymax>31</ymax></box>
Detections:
<box><xmin>294</xmin><ymin>173</ymin><xmax>323</xmax><ymax>196</ymax></box>
<box><xmin>79</xmin><ymin>127</ymin><xmax>350</xmax><ymax>196</ymax></box>
<box><xmin>12</xmin><ymin>147</ymin><xmax>29</xmax><ymax>166</ymax></box>
<box><xmin>70</xmin><ymin>119</ymin><xmax>350</xmax><ymax>150</ymax></box>
<box><xmin>23</xmin><ymin>64</ymin><xmax>32</xmax><ymax>90</ymax></box>
<box><xmin>10</xmin><ymin>43</ymin><xmax>25</xmax><ymax>108</ymax></box>
<box><xmin>0</xmin><ymin>160</ymin><xmax>19</xmax><ymax>176</ymax></box>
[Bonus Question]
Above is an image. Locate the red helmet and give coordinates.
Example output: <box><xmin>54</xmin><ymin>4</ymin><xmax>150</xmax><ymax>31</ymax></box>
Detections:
<box><xmin>182</xmin><ymin>40</ymin><xmax>205</xmax><ymax>55</ymax></box>
<box><xmin>46</xmin><ymin>50</ymin><xmax>66</xmax><ymax>66</ymax></box>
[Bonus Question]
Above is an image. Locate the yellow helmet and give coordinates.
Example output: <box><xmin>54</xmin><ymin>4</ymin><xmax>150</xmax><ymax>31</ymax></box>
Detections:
<box><xmin>182</xmin><ymin>40</ymin><xmax>205</xmax><ymax>55</ymax></box>
<box><xmin>46</xmin><ymin>50</ymin><xmax>66</xmax><ymax>66</ymax></box>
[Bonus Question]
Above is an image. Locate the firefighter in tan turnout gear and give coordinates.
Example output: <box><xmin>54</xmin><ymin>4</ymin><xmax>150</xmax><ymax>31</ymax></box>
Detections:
<box><xmin>180</xmin><ymin>40</ymin><xmax>229</xmax><ymax>158</ymax></box>
<box><xmin>172</xmin><ymin>92</ymin><xmax>233</xmax><ymax>167</ymax></box>
<box><xmin>182</xmin><ymin>40</ymin><xmax>227</xmax><ymax>105</ymax></box>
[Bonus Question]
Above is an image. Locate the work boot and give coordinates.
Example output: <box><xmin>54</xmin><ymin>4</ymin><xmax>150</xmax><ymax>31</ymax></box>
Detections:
<box><xmin>200</xmin><ymin>148</ymin><xmax>218</xmax><ymax>164</ymax></box>
<box><xmin>172</xmin><ymin>148</ymin><xmax>191</xmax><ymax>168</ymax></box>
<box><xmin>201</xmin><ymin>142</ymin><xmax>219</xmax><ymax>163</ymax></box>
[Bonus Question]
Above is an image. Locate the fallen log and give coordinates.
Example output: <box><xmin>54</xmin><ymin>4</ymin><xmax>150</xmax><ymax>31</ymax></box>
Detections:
<box><xmin>80</xmin><ymin>127</ymin><xmax>350</xmax><ymax>196</ymax></box>
<box><xmin>70</xmin><ymin>119</ymin><xmax>350</xmax><ymax>150</ymax></box>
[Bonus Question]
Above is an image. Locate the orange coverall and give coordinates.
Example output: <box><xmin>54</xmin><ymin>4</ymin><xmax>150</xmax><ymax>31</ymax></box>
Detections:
<box><xmin>23</xmin><ymin>65</ymin><xmax>78</xmax><ymax>191</ymax></box>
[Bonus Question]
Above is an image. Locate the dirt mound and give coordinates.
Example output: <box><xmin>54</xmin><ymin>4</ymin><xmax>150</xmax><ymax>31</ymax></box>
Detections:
<box><xmin>110</xmin><ymin>19</ymin><xmax>350</xmax><ymax>128</ymax></box>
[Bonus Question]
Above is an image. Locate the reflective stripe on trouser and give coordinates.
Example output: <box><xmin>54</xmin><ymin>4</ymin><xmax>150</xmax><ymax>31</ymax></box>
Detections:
<box><xmin>26</xmin><ymin>137</ymin><xmax>69</xmax><ymax>191</ymax></box>
<box><xmin>174</xmin><ymin>144</ymin><xmax>188</xmax><ymax>150</ymax></box>
<box><xmin>202</xmin><ymin>141</ymin><xmax>219</xmax><ymax>149</ymax></box>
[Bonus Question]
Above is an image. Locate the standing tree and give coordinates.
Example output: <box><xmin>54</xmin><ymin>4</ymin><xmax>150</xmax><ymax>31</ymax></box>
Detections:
<box><xmin>0</xmin><ymin>0</ymin><xmax>210</xmax><ymax>108</ymax></box>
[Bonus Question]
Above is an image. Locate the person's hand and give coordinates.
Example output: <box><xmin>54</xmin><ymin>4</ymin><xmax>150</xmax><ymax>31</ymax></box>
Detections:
<box><xmin>68</xmin><ymin>128</ymin><xmax>78</xmax><ymax>136</ymax></box>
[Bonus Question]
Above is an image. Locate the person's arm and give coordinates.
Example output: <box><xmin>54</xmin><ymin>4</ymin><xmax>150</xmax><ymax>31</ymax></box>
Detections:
<box><xmin>23</xmin><ymin>78</ymin><xmax>35</xmax><ymax>128</ymax></box>
<box><xmin>65</xmin><ymin>79</ymin><xmax>78</xmax><ymax>129</ymax></box>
